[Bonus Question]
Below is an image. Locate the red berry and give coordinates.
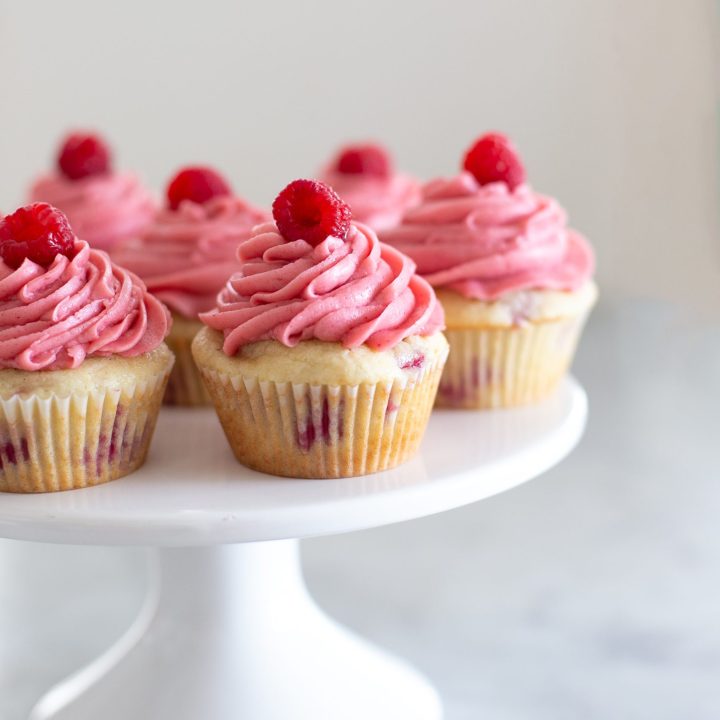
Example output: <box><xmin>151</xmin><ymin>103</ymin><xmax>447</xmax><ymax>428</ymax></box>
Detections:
<box><xmin>272</xmin><ymin>179</ymin><xmax>352</xmax><ymax>246</ymax></box>
<box><xmin>335</xmin><ymin>144</ymin><xmax>392</xmax><ymax>178</ymax></box>
<box><xmin>462</xmin><ymin>133</ymin><xmax>526</xmax><ymax>190</ymax></box>
<box><xmin>0</xmin><ymin>203</ymin><xmax>75</xmax><ymax>269</ymax></box>
<box><xmin>57</xmin><ymin>132</ymin><xmax>112</xmax><ymax>180</ymax></box>
<box><xmin>166</xmin><ymin>166</ymin><xmax>232</xmax><ymax>210</ymax></box>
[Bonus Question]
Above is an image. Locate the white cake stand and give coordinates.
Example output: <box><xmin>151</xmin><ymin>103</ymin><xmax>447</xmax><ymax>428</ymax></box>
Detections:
<box><xmin>0</xmin><ymin>378</ymin><xmax>586</xmax><ymax>720</ymax></box>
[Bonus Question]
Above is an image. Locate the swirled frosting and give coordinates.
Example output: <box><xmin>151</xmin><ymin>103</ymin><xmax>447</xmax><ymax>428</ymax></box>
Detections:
<box><xmin>201</xmin><ymin>220</ymin><xmax>443</xmax><ymax>354</ymax></box>
<box><xmin>0</xmin><ymin>241</ymin><xmax>170</xmax><ymax>371</ymax></box>
<box><xmin>112</xmin><ymin>196</ymin><xmax>269</xmax><ymax>319</ymax></box>
<box><xmin>381</xmin><ymin>172</ymin><xmax>594</xmax><ymax>299</ymax></box>
<box><xmin>29</xmin><ymin>173</ymin><xmax>157</xmax><ymax>252</ymax></box>
<box><xmin>319</xmin><ymin>167</ymin><xmax>420</xmax><ymax>233</ymax></box>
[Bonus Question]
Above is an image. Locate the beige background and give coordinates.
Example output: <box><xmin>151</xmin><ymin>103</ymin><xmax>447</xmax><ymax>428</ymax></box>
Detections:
<box><xmin>0</xmin><ymin>0</ymin><xmax>718</xmax><ymax>308</ymax></box>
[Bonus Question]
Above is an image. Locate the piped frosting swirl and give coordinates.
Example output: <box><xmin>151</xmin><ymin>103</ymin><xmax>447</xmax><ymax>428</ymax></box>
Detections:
<box><xmin>0</xmin><ymin>241</ymin><xmax>170</xmax><ymax>371</ymax></box>
<box><xmin>113</xmin><ymin>196</ymin><xmax>268</xmax><ymax>319</ymax></box>
<box><xmin>319</xmin><ymin>167</ymin><xmax>420</xmax><ymax>232</ymax></box>
<box><xmin>29</xmin><ymin>172</ymin><xmax>156</xmax><ymax>252</ymax></box>
<box><xmin>381</xmin><ymin>172</ymin><xmax>594</xmax><ymax>299</ymax></box>
<box><xmin>201</xmin><ymin>220</ymin><xmax>443</xmax><ymax>355</ymax></box>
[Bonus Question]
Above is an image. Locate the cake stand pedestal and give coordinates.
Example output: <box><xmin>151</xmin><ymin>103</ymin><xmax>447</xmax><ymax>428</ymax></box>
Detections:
<box><xmin>0</xmin><ymin>378</ymin><xmax>587</xmax><ymax>720</ymax></box>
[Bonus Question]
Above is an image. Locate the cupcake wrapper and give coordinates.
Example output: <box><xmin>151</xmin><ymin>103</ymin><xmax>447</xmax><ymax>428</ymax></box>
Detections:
<box><xmin>164</xmin><ymin>330</ymin><xmax>212</xmax><ymax>407</ymax></box>
<box><xmin>198</xmin><ymin>356</ymin><xmax>445</xmax><ymax>479</ymax></box>
<box><xmin>0</xmin><ymin>371</ymin><xmax>170</xmax><ymax>493</ymax></box>
<box><xmin>436</xmin><ymin>312</ymin><xmax>590</xmax><ymax>409</ymax></box>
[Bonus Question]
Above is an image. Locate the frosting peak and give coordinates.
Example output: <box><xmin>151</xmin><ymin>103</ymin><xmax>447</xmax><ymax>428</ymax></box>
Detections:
<box><xmin>201</xmin><ymin>220</ymin><xmax>443</xmax><ymax>354</ymax></box>
<box><xmin>112</xmin><ymin>195</ymin><xmax>268</xmax><ymax>318</ymax></box>
<box><xmin>382</xmin><ymin>172</ymin><xmax>594</xmax><ymax>299</ymax></box>
<box><xmin>319</xmin><ymin>165</ymin><xmax>420</xmax><ymax>233</ymax></box>
<box><xmin>29</xmin><ymin>172</ymin><xmax>156</xmax><ymax>252</ymax></box>
<box><xmin>0</xmin><ymin>241</ymin><xmax>170</xmax><ymax>371</ymax></box>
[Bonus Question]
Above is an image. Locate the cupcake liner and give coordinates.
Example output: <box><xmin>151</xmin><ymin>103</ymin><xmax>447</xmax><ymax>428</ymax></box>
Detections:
<box><xmin>436</xmin><ymin>312</ymin><xmax>590</xmax><ymax>409</ymax></box>
<box><xmin>0</xmin><ymin>369</ymin><xmax>170</xmax><ymax>493</ymax></box>
<box><xmin>163</xmin><ymin>322</ymin><xmax>212</xmax><ymax>407</ymax></box>
<box><xmin>197</xmin><ymin>355</ymin><xmax>445</xmax><ymax>479</ymax></box>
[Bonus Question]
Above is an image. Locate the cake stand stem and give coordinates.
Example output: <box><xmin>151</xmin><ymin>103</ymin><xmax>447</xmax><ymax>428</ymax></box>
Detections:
<box><xmin>29</xmin><ymin>540</ymin><xmax>442</xmax><ymax>720</ymax></box>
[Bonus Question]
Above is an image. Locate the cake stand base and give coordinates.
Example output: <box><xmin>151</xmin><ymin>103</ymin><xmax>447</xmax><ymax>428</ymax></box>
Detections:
<box><xmin>29</xmin><ymin>540</ymin><xmax>442</xmax><ymax>720</ymax></box>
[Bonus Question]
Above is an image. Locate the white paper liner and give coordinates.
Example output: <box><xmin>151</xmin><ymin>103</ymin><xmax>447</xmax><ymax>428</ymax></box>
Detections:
<box><xmin>163</xmin><ymin>331</ymin><xmax>211</xmax><ymax>407</ymax></box>
<box><xmin>436</xmin><ymin>312</ymin><xmax>590</xmax><ymax>409</ymax></box>
<box><xmin>0</xmin><ymin>369</ymin><xmax>170</xmax><ymax>493</ymax></box>
<box><xmin>198</xmin><ymin>354</ymin><xmax>445</xmax><ymax>479</ymax></box>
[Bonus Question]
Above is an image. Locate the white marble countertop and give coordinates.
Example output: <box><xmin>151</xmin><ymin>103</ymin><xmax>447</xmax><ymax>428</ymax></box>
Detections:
<box><xmin>1</xmin><ymin>298</ymin><xmax>718</xmax><ymax>719</ymax></box>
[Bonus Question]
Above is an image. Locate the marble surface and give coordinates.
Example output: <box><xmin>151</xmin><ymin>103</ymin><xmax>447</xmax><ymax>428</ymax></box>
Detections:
<box><xmin>1</xmin><ymin>298</ymin><xmax>718</xmax><ymax>720</ymax></box>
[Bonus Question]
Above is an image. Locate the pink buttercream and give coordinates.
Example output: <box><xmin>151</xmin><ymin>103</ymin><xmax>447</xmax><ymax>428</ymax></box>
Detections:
<box><xmin>29</xmin><ymin>172</ymin><xmax>156</xmax><ymax>252</ymax></box>
<box><xmin>381</xmin><ymin>172</ymin><xmax>594</xmax><ymax>299</ymax></box>
<box><xmin>0</xmin><ymin>241</ymin><xmax>170</xmax><ymax>371</ymax></box>
<box><xmin>112</xmin><ymin>196</ymin><xmax>269</xmax><ymax>319</ymax></box>
<box><xmin>201</xmin><ymin>221</ymin><xmax>443</xmax><ymax>354</ymax></box>
<box><xmin>319</xmin><ymin>166</ymin><xmax>420</xmax><ymax>233</ymax></box>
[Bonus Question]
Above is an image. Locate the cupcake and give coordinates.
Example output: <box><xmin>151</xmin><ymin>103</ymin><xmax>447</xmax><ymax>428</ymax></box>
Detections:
<box><xmin>113</xmin><ymin>166</ymin><xmax>268</xmax><ymax>406</ymax></box>
<box><xmin>0</xmin><ymin>203</ymin><xmax>173</xmax><ymax>493</ymax></box>
<box><xmin>382</xmin><ymin>133</ymin><xmax>597</xmax><ymax>409</ymax></box>
<box><xmin>29</xmin><ymin>131</ymin><xmax>156</xmax><ymax>252</ymax></box>
<box><xmin>318</xmin><ymin>142</ymin><xmax>420</xmax><ymax>232</ymax></box>
<box><xmin>193</xmin><ymin>179</ymin><xmax>447</xmax><ymax>478</ymax></box>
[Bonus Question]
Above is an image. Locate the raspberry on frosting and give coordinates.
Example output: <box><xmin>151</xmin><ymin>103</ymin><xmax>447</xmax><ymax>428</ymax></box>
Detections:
<box><xmin>319</xmin><ymin>144</ymin><xmax>420</xmax><ymax>233</ymax></box>
<box><xmin>57</xmin><ymin>132</ymin><xmax>112</xmax><ymax>181</ymax></box>
<box><xmin>30</xmin><ymin>132</ymin><xmax>157</xmax><ymax>253</ymax></box>
<box><xmin>272</xmin><ymin>179</ymin><xmax>352</xmax><ymax>246</ymax></box>
<box><xmin>0</xmin><ymin>206</ymin><xmax>171</xmax><ymax>371</ymax></box>
<box><xmin>381</xmin><ymin>173</ymin><xmax>594</xmax><ymax>300</ymax></box>
<box><xmin>462</xmin><ymin>133</ymin><xmax>526</xmax><ymax>190</ymax></box>
<box><xmin>166</xmin><ymin>167</ymin><xmax>233</xmax><ymax>210</ymax></box>
<box><xmin>0</xmin><ymin>203</ymin><xmax>75</xmax><ymax>269</ymax></box>
<box><xmin>335</xmin><ymin>144</ymin><xmax>392</xmax><ymax>178</ymax></box>
<box><xmin>200</xmin><ymin>179</ymin><xmax>444</xmax><ymax>354</ymax></box>
<box><xmin>111</xmin><ymin>194</ymin><xmax>269</xmax><ymax>318</ymax></box>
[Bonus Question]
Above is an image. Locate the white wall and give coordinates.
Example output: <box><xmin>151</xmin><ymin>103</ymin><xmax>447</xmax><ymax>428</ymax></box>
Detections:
<box><xmin>0</xmin><ymin>0</ymin><xmax>718</xmax><ymax>308</ymax></box>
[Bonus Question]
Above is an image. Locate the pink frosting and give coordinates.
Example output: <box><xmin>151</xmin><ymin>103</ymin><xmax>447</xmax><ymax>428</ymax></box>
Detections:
<box><xmin>112</xmin><ymin>196</ymin><xmax>269</xmax><ymax>319</ymax></box>
<box><xmin>201</xmin><ymin>221</ymin><xmax>443</xmax><ymax>354</ymax></box>
<box><xmin>381</xmin><ymin>172</ymin><xmax>594</xmax><ymax>299</ymax></box>
<box><xmin>0</xmin><ymin>241</ymin><xmax>170</xmax><ymax>371</ymax></box>
<box><xmin>319</xmin><ymin>166</ymin><xmax>420</xmax><ymax>233</ymax></box>
<box><xmin>29</xmin><ymin>173</ymin><xmax>157</xmax><ymax>252</ymax></box>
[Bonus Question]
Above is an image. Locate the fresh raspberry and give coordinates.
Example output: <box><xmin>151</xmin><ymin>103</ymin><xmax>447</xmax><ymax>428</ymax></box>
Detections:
<box><xmin>166</xmin><ymin>166</ymin><xmax>232</xmax><ymax>210</ymax></box>
<box><xmin>462</xmin><ymin>133</ymin><xmax>526</xmax><ymax>190</ymax></box>
<box><xmin>272</xmin><ymin>179</ymin><xmax>352</xmax><ymax>246</ymax></box>
<box><xmin>335</xmin><ymin>144</ymin><xmax>392</xmax><ymax>178</ymax></box>
<box><xmin>0</xmin><ymin>203</ymin><xmax>75</xmax><ymax>269</ymax></box>
<box><xmin>57</xmin><ymin>132</ymin><xmax>112</xmax><ymax>180</ymax></box>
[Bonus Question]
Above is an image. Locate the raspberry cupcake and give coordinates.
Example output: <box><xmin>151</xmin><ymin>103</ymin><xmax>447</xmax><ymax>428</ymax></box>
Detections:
<box><xmin>0</xmin><ymin>203</ymin><xmax>173</xmax><ymax>493</ymax></box>
<box><xmin>319</xmin><ymin>142</ymin><xmax>420</xmax><ymax>232</ymax></box>
<box><xmin>114</xmin><ymin>166</ymin><xmax>268</xmax><ymax>406</ymax></box>
<box><xmin>193</xmin><ymin>179</ymin><xmax>447</xmax><ymax>479</ymax></box>
<box><xmin>382</xmin><ymin>133</ymin><xmax>597</xmax><ymax>409</ymax></box>
<box><xmin>29</xmin><ymin>131</ymin><xmax>156</xmax><ymax>252</ymax></box>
